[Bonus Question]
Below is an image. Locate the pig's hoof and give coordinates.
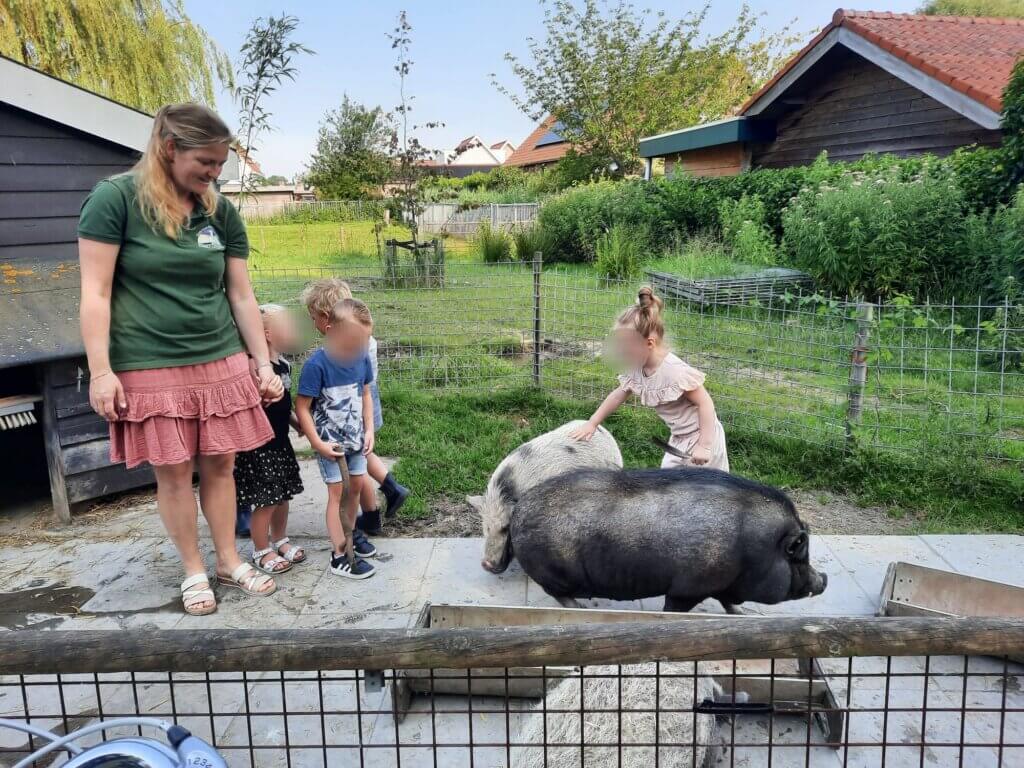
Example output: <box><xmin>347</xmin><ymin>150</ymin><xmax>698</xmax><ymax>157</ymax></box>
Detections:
<box><xmin>722</xmin><ymin>602</ymin><xmax>744</xmax><ymax>615</ymax></box>
<box><xmin>555</xmin><ymin>596</ymin><xmax>582</xmax><ymax>609</ymax></box>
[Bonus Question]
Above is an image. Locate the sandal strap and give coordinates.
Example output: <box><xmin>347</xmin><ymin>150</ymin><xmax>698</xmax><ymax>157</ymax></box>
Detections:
<box><xmin>182</xmin><ymin>588</ymin><xmax>215</xmax><ymax>604</ymax></box>
<box><xmin>252</xmin><ymin>547</ymin><xmax>275</xmax><ymax>560</ymax></box>
<box><xmin>181</xmin><ymin>573</ymin><xmax>210</xmax><ymax>592</ymax></box>
<box><xmin>230</xmin><ymin>562</ymin><xmax>272</xmax><ymax>590</ymax></box>
<box><xmin>272</xmin><ymin>537</ymin><xmax>291</xmax><ymax>548</ymax></box>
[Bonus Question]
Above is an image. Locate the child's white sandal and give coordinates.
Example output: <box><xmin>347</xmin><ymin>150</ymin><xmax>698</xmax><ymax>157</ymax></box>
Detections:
<box><xmin>252</xmin><ymin>547</ymin><xmax>292</xmax><ymax>574</ymax></box>
<box><xmin>273</xmin><ymin>537</ymin><xmax>306</xmax><ymax>564</ymax></box>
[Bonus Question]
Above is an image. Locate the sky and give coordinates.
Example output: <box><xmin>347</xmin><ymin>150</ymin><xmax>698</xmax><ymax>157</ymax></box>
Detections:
<box><xmin>182</xmin><ymin>1</ymin><xmax>924</xmax><ymax>178</ymax></box>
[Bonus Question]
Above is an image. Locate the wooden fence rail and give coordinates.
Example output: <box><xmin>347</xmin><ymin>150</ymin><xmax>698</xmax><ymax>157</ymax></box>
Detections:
<box><xmin>2</xmin><ymin>617</ymin><xmax>1022</xmax><ymax>675</ymax></box>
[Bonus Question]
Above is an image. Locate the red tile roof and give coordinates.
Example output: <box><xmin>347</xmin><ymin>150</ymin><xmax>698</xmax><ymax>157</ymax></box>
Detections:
<box><xmin>742</xmin><ymin>8</ymin><xmax>1024</xmax><ymax>116</ymax></box>
<box><xmin>505</xmin><ymin>115</ymin><xmax>569</xmax><ymax>168</ymax></box>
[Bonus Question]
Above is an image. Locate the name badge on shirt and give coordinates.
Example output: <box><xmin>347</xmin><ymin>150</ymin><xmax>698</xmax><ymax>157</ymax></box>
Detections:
<box><xmin>197</xmin><ymin>226</ymin><xmax>224</xmax><ymax>250</ymax></box>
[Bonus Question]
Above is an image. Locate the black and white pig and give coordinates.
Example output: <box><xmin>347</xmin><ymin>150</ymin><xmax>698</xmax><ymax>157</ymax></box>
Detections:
<box><xmin>510</xmin><ymin>466</ymin><xmax>827</xmax><ymax>613</ymax></box>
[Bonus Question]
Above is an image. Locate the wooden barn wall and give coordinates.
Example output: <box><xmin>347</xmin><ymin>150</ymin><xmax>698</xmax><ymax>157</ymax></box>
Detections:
<box><xmin>666</xmin><ymin>143</ymin><xmax>746</xmax><ymax>178</ymax></box>
<box><xmin>0</xmin><ymin>102</ymin><xmax>148</xmax><ymax>514</ymax></box>
<box><xmin>751</xmin><ymin>56</ymin><xmax>1002</xmax><ymax>169</ymax></box>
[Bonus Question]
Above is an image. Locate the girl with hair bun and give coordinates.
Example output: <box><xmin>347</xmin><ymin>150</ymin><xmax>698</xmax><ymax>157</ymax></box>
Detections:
<box><xmin>570</xmin><ymin>286</ymin><xmax>730</xmax><ymax>471</ymax></box>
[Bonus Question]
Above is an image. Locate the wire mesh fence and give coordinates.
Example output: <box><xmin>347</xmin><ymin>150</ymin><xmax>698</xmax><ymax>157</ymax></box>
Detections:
<box><xmin>247</xmin><ymin>259</ymin><xmax>1023</xmax><ymax>464</ymax></box>
<box><xmin>239</xmin><ymin>200</ymin><xmax>388</xmax><ymax>225</ymax></box>
<box><xmin>2</xmin><ymin>620</ymin><xmax>1022</xmax><ymax>767</ymax></box>
<box><xmin>419</xmin><ymin>203</ymin><xmax>541</xmax><ymax>236</ymax></box>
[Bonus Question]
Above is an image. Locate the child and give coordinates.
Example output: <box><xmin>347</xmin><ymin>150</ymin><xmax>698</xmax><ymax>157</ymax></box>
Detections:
<box><xmin>570</xmin><ymin>286</ymin><xmax>729</xmax><ymax>471</ymax></box>
<box><xmin>234</xmin><ymin>305</ymin><xmax>306</xmax><ymax>573</ymax></box>
<box><xmin>300</xmin><ymin>278</ymin><xmax>409</xmax><ymax>536</ymax></box>
<box><xmin>295</xmin><ymin>298</ymin><xmax>378</xmax><ymax>579</ymax></box>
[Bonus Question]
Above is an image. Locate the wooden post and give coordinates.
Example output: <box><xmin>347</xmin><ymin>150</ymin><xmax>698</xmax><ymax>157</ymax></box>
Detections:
<box><xmin>532</xmin><ymin>251</ymin><xmax>542</xmax><ymax>386</ymax></box>
<box><xmin>39</xmin><ymin>363</ymin><xmax>71</xmax><ymax>523</ymax></box>
<box><xmin>846</xmin><ymin>302</ymin><xmax>873</xmax><ymax>445</ymax></box>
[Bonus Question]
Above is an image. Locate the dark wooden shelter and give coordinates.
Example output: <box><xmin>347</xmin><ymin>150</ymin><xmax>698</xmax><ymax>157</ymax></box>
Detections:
<box><xmin>640</xmin><ymin>9</ymin><xmax>1019</xmax><ymax>178</ymax></box>
<box><xmin>0</xmin><ymin>55</ymin><xmax>239</xmax><ymax>522</ymax></box>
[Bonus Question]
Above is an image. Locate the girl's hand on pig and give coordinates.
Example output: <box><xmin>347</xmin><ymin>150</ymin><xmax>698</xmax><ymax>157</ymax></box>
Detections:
<box><xmin>258</xmin><ymin>369</ymin><xmax>284</xmax><ymax>404</ymax></box>
<box><xmin>89</xmin><ymin>371</ymin><xmax>127</xmax><ymax>421</ymax></box>
<box><xmin>690</xmin><ymin>444</ymin><xmax>712</xmax><ymax>466</ymax></box>
<box><xmin>569</xmin><ymin>421</ymin><xmax>598</xmax><ymax>441</ymax></box>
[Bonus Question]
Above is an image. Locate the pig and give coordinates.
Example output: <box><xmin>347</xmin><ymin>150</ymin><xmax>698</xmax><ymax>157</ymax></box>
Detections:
<box><xmin>513</xmin><ymin>661</ymin><xmax>717</xmax><ymax>768</ymax></box>
<box><xmin>468</xmin><ymin>420</ymin><xmax>623</xmax><ymax>574</ymax></box>
<box><xmin>510</xmin><ymin>466</ymin><xmax>827</xmax><ymax>613</ymax></box>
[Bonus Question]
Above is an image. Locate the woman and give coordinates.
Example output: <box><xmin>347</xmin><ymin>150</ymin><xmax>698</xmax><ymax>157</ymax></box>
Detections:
<box><xmin>78</xmin><ymin>104</ymin><xmax>285</xmax><ymax>616</ymax></box>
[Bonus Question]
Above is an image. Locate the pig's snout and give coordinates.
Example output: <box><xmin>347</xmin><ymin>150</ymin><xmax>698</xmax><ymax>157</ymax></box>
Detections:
<box><xmin>481</xmin><ymin>558</ymin><xmax>509</xmax><ymax>574</ymax></box>
<box><xmin>808</xmin><ymin>571</ymin><xmax>827</xmax><ymax>597</ymax></box>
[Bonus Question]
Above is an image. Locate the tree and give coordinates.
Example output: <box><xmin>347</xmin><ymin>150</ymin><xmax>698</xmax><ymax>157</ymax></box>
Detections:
<box><xmin>305</xmin><ymin>96</ymin><xmax>392</xmax><ymax>199</ymax></box>
<box><xmin>919</xmin><ymin>0</ymin><xmax>1024</xmax><ymax>16</ymax></box>
<box><xmin>235</xmin><ymin>14</ymin><xmax>313</xmax><ymax>211</ymax></box>
<box><xmin>386</xmin><ymin>11</ymin><xmax>442</xmax><ymax>242</ymax></box>
<box><xmin>0</xmin><ymin>0</ymin><xmax>231</xmax><ymax>111</ymax></box>
<box><xmin>494</xmin><ymin>0</ymin><xmax>798</xmax><ymax>175</ymax></box>
<box><xmin>255</xmin><ymin>174</ymin><xmax>290</xmax><ymax>186</ymax></box>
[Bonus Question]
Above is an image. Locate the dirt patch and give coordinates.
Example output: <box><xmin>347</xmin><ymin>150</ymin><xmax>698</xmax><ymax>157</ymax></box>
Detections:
<box><xmin>388</xmin><ymin>496</ymin><xmax>482</xmax><ymax>538</ymax></box>
<box><xmin>787</xmin><ymin>489</ymin><xmax>914</xmax><ymax>534</ymax></box>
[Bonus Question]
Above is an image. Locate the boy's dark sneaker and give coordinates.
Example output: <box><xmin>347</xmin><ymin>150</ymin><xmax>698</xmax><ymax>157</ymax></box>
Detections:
<box><xmin>235</xmin><ymin>504</ymin><xmax>252</xmax><ymax>538</ymax></box>
<box><xmin>352</xmin><ymin>530</ymin><xmax>378</xmax><ymax>558</ymax></box>
<box><xmin>355</xmin><ymin>509</ymin><xmax>383</xmax><ymax>536</ymax></box>
<box><xmin>380</xmin><ymin>474</ymin><xmax>410</xmax><ymax>518</ymax></box>
<box><xmin>330</xmin><ymin>553</ymin><xmax>375</xmax><ymax>580</ymax></box>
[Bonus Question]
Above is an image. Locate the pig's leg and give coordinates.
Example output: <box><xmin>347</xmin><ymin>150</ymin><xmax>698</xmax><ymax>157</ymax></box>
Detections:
<box><xmin>721</xmin><ymin>601</ymin><xmax>744</xmax><ymax>615</ymax></box>
<box><xmin>554</xmin><ymin>595</ymin><xmax>582</xmax><ymax>609</ymax></box>
<box><xmin>663</xmin><ymin>595</ymin><xmax>701</xmax><ymax>613</ymax></box>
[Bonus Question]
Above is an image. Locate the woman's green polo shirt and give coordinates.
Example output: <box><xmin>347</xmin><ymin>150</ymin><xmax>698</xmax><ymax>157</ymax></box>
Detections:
<box><xmin>78</xmin><ymin>174</ymin><xmax>249</xmax><ymax>372</ymax></box>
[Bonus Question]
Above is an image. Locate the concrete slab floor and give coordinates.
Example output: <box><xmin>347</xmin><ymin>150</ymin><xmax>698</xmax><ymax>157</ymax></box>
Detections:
<box><xmin>2</xmin><ymin>487</ymin><xmax>1022</xmax><ymax>766</ymax></box>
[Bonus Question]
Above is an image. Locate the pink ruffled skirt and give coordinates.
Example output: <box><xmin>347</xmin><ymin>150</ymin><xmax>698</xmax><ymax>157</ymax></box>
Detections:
<box><xmin>110</xmin><ymin>352</ymin><xmax>273</xmax><ymax>469</ymax></box>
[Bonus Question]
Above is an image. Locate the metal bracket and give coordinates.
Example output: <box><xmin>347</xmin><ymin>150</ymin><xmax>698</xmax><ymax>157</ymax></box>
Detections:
<box><xmin>364</xmin><ymin>670</ymin><xmax>385</xmax><ymax>693</ymax></box>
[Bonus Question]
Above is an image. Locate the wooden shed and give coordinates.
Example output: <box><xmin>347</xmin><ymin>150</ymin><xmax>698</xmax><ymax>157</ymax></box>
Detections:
<box><xmin>0</xmin><ymin>55</ymin><xmax>239</xmax><ymax>522</ymax></box>
<box><xmin>639</xmin><ymin>9</ymin><xmax>1019</xmax><ymax>178</ymax></box>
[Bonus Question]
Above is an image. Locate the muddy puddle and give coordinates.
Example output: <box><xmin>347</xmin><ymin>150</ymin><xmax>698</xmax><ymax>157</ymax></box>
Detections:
<box><xmin>0</xmin><ymin>583</ymin><xmax>179</xmax><ymax>629</ymax></box>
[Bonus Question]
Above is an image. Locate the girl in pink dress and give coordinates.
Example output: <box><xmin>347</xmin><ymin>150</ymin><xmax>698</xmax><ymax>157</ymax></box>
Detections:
<box><xmin>570</xmin><ymin>286</ymin><xmax>730</xmax><ymax>471</ymax></box>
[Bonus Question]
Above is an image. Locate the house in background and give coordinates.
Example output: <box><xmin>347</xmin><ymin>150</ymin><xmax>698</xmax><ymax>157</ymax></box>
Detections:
<box><xmin>418</xmin><ymin>136</ymin><xmax>517</xmax><ymax>178</ymax></box>
<box><xmin>639</xmin><ymin>10</ymin><xmax>1021</xmax><ymax>178</ymax></box>
<box><xmin>0</xmin><ymin>53</ymin><xmax>239</xmax><ymax>522</ymax></box>
<box><xmin>505</xmin><ymin>115</ymin><xmax>571</xmax><ymax>170</ymax></box>
<box><xmin>219</xmin><ymin>180</ymin><xmax>316</xmax><ymax>210</ymax></box>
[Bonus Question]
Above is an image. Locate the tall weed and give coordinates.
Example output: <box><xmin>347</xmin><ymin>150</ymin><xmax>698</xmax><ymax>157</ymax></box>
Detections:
<box><xmin>475</xmin><ymin>222</ymin><xmax>513</xmax><ymax>263</ymax></box>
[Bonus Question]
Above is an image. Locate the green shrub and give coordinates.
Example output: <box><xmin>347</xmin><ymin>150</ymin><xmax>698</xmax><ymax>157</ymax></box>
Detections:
<box><xmin>512</xmin><ymin>224</ymin><xmax>552</xmax><ymax>262</ymax></box>
<box><xmin>475</xmin><ymin>222</ymin><xmax>513</xmax><ymax>263</ymax></box>
<box><xmin>781</xmin><ymin>159</ymin><xmax>971</xmax><ymax>298</ymax></box>
<box><xmin>595</xmin><ymin>224</ymin><xmax>644</xmax><ymax>280</ymax></box>
<box><xmin>718</xmin><ymin>194</ymin><xmax>777</xmax><ymax>265</ymax></box>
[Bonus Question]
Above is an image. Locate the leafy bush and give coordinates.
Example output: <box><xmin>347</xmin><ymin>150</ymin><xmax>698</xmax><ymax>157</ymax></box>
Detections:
<box><xmin>475</xmin><ymin>221</ymin><xmax>513</xmax><ymax>263</ymax></box>
<box><xmin>512</xmin><ymin>224</ymin><xmax>552</xmax><ymax>262</ymax></box>
<box><xmin>781</xmin><ymin>160</ymin><xmax>971</xmax><ymax>298</ymax></box>
<box><xmin>718</xmin><ymin>194</ymin><xmax>777</xmax><ymax>265</ymax></box>
<box><xmin>595</xmin><ymin>224</ymin><xmax>644</xmax><ymax>279</ymax></box>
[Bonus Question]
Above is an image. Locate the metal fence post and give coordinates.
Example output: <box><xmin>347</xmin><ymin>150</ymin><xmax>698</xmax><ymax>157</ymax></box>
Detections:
<box><xmin>845</xmin><ymin>301</ymin><xmax>873</xmax><ymax>445</ymax></box>
<box><xmin>533</xmin><ymin>251</ymin><xmax>543</xmax><ymax>387</ymax></box>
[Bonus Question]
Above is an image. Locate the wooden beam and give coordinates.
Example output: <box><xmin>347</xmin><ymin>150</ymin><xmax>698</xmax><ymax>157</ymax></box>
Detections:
<box><xmin>1</xmin><ymin>618</ymin><xmax>1022</xmax><ymax>675</ymax></box>
<box><xmin>38</xmin><ymin>363</ymin><xmax>71</xmax><ymax>524</ymax></box>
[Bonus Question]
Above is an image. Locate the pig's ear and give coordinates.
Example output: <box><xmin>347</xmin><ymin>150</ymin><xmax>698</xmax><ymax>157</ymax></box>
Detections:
<box><xmin>784</xmin><ymin>531</ymin><xmax>809</xmax><ymax>560</ymax></box>
<box><xmin>466</xmin><ymin>495</ymin><xmax>485</xmax><ymax>514</ymax></box>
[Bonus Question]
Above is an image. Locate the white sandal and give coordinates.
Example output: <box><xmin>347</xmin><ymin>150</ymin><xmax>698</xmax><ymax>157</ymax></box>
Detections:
<box><xmin>252</xmin><ymin>547</ymin><xmax>292</xmax><ymax>574</ymax></box>
<box><xmin>273</xmin><ymin>537</ymin><xmax>306</xmax><ymax>564</ymax></box>
<box><xmin>180</xmin><ymin>573</ymin><xmax>217</xmax><ymax>616</ymax></box>
<box><xmin>217</xmin><ymin>562</ymin><xmax>277</xmax><ymax>596</ymax></box>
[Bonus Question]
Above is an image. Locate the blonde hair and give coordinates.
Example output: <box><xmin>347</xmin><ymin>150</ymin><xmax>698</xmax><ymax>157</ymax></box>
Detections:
<box><xmin>301</xmin><ymin>278</ymin><xmax>353</xmax><ymax>319</ymax></box>
<box><xmin>258</xmin><ymin>303</ymin><xmax>287</xmax><ymax>328</ymax></box>
<box><xmin>330</xmin><ymin>298</ymin><xmax>373</xmax><ymax>330</ymax></box>
<box><xmin>132</xmin><ymin>103</ymin><xmax>233</xmax><ymax>239</ymax></box>
<box><xmin>615</xmin><ymin>286</ymin><xmax>665</xmax><ymax>342</ymax></box>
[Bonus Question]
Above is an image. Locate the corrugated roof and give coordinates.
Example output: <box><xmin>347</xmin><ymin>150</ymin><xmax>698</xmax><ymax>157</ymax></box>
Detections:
<box><xmin>742</xmin><ymin>8</ymin><xmax>1024</xmax><ymax>116</ymax></box>
<box><xmin>505</xmin><ymin>115</ymin><xmax>570</xmax><ymax>167</ymax></box>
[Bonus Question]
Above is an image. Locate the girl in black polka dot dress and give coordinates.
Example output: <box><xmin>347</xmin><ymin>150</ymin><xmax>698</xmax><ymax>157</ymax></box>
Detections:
<box><xmin>234</xmin><ymin>304</ymin><xmax>305</xmax><ymax>574</ymax></box>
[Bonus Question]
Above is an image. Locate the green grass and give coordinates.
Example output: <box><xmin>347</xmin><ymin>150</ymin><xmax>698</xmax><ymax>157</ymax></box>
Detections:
<box><xmin>377</xmin><ymin>387</ymin><xmax>1023</xmax><ymax>533</ymax></box>
<box><xmin>244</xmin><ymin>219</ymin><xmax>1023</xmax><ymax>532</ymax></box>
<box><xmin>246</xmin><ymin>220</ymin><xmax>474</xmax><ymax>271</ymax></box>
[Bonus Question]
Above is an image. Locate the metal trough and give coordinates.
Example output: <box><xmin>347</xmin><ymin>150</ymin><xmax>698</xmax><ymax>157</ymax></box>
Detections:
<box><xmin>392</xmin><ymin>603</ymin><xmax>844</xmax><ymax>745</ymax></box>
<box><xmin>879</xmin><ymin>561</ymin><xmax>1024</xmax><ymax>661</ymax></box>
